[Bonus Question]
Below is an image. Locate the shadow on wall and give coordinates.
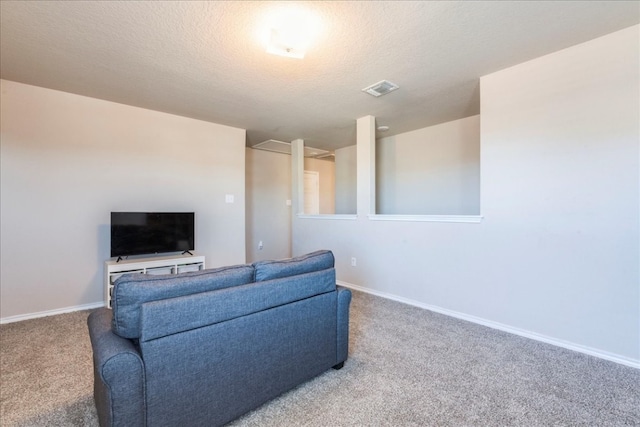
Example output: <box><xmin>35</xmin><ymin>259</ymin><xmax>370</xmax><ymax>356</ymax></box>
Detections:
<box><xmin>375</xmin><ymin>116</ymin><xmax>481</xmax><ymax>215</ymax></box>
<box><xmin>334</xmin><ymin>145</ymin><xmax>357</xmax><ymax>215</ymax></box>
<box><xmin>90</xmin><ymin>223</ymin><xmax>111</xmax><ymax>305</ymax></box>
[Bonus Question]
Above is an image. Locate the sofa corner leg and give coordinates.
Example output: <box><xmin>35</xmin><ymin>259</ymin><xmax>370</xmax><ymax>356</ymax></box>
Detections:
<box><xmin>332</xmin><ymin>362</ymin><xmax>344</xmax><ymax>370</ymax></box>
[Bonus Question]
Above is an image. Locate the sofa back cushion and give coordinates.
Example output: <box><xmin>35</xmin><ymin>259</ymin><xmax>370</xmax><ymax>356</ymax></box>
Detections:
<box><xmin>253</xmin><ymin>250</ymin><xmax>334</xmax><ymax>282</ymax></box>
<box><xmin>139</xmin><ymin>267</ymin><xmax>336</xmax><ymax>342</ymax></box>
<box><xmin>111</xmin><ymin>264</ymin><xmax>255</xmax><ymax>339</ymax></box>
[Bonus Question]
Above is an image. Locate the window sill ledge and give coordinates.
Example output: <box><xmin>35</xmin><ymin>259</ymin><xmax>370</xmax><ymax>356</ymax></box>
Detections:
<box><xmin>297</xmin><ymin>214</ymin><xmax>357</xmax><ymax>220</ymax></box>
<box><xmin>368</xmin><ymin>214</ymin><xmax>483</xmax><ymax>223</ymax></box>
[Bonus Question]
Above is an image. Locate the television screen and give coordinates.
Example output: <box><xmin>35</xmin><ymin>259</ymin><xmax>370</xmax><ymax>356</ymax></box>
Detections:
<box><xmin>110</xmin><ymin>212</ymin><xmax>195</xmax><ymax>258</ymax></box>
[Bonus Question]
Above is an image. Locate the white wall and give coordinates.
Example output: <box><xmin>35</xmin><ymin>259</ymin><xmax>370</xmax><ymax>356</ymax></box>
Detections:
<box><xmin>0</xmin><ymin>80</ymin><xmax>247</xmax><ymax>319</ymax></box>
<box><xmin>245</xmin><ymin>148</ymin><xmax>291</xmax><ymax>262</ymax></box>
<box><xmin>335</xmin><ymin>145</ymin><xmax>357</xmax><ymax>214</ymax></box>
<box><xmin>479</xmin><ymin>24</ymin><xmax>639</xmax><ymax>361</ymax></box>
<box><xmin>292</xmin><ymin>26</ymin><xmax>639</xmax><ymax>365</ymax></box>
<box><xmin>376</xmin><ymin>116</ymin><xmax>480</xmax><ymax>215</ymax></box>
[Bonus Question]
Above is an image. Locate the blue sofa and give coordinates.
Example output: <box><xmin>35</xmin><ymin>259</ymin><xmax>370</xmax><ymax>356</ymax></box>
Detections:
<box><xmin>87</xmin><ymin>250</ymin><xmax>351</xmax><ymax>427</ymax></box>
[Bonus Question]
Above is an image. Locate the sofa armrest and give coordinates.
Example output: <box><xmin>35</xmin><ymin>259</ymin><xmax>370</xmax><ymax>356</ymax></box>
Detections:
<box><xmin>87</xmin><ymin>308</ymin><xmax>145</xmax><ymax>427</ymax></box>
<box><xmin>336</xmin><ymin>286</ymin><xmax>352</xmax><ymax>364</ymax></box>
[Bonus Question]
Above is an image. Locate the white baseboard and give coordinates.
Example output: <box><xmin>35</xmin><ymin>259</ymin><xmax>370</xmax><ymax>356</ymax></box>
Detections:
<box><xmin>0</xmin><ymin>302</ymin><xmax>105</xmax><ymax>325</ymax></box>
<box><xmin>338</xmin><ymin>281</ymin><xmax>640</xmax><ymax>370</ymax></box>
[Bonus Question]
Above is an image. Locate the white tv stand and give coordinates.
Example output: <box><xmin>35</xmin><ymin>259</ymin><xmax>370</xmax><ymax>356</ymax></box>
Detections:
<box><xmin>105</xmin><ymin>253</ymin><xmax>205</xmax><ymax>308</ymax></box>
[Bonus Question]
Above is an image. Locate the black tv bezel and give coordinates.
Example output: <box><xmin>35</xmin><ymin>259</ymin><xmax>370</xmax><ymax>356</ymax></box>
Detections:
<box><xmin>110</xmin><ymin>212</ymin><xmax>195</xmax><ymax>258</ymax></box>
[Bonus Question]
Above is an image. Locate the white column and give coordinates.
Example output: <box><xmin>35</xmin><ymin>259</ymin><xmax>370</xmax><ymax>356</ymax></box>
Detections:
<box><xmin>291</xmin><ymin>138</ymin><xmax>304</xmax><ymax>215</ymax></box>
<box><xmin>357</xmin><ymin>115</ymin><xmax>376</xmax><ymax>217</ymax></box>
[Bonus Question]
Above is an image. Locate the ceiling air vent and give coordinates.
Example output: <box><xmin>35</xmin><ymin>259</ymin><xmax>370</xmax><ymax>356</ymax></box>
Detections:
<box><xmin>362</xmin><ymin>80</ymin><xmax>399</xmax><ymax>97</ymax></box>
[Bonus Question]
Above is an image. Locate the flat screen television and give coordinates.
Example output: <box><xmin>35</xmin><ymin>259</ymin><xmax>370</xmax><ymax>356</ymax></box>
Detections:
<box><xmin>110</xmin><ymin>212</ymin><xmax>195</xmax><ymax>258</ymax></box>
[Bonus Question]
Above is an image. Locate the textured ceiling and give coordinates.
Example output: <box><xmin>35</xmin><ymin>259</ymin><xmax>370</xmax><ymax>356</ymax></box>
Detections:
<box><xmin>1</xmin><ymin>1</ymin><xmax>638</xmax><ymax>151</ymax></box>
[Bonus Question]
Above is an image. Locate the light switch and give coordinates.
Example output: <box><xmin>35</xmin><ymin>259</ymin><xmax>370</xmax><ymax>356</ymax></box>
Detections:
<box><xmin>225</xmin><ymin>194</ymin><xmax>234</xmax><ymax>203</ymax></box>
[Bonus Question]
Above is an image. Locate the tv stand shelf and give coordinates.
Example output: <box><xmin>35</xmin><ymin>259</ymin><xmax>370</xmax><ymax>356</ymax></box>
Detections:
<box><xmin>105</xmin><ymin>254</ymin><xmax>205</xmax><ymax>309</ymax></box>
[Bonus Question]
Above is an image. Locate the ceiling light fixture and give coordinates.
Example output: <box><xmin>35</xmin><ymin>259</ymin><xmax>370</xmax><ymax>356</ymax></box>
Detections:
<box><xmin>362</xmin><ymin>80</ymin><xmax>400</xmax><ymax>97</ymax></box>
<box><xmin>267</xmin><ymin>28</ymin><xmax>307</xmax><ymax>59</ymax></box>
<box><xmin>377</xmin><ymin>125</ymin><xmax>390</xmax><ymax>132</ymax></box>
<box><xmin>262</xmin><ymin>6</ymin><xmax>321</xmax><ymax>59</ymax></box>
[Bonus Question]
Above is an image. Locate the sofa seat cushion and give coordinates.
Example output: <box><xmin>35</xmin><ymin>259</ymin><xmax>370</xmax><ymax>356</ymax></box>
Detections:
<box><xmin>111</xmin><ymin>264</ymin><xmax>255</xmax><ymax>339</ymax></box>
<box><xmin>253</xmin><ymin>250</ymin><xmax>334</xmax><ymax>282</ymax></box>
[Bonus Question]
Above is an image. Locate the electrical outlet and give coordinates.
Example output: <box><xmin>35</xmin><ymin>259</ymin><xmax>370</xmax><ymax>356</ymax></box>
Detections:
<box><xmin>351</xmin><ymin>257</ymin><xmax>357</xmax><ymax>267</ymax></box>
<box><xmin>258</xmin><ymin>241</ymin><xmax>264</xmax><ymax>250</ymax></box>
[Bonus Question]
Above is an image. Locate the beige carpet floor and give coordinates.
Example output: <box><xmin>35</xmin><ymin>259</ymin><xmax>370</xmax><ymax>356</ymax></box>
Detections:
<box><xmin>2</xmin><ymin>291</ymin><xmax>639</xmax><ymax>426</ymax></box>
